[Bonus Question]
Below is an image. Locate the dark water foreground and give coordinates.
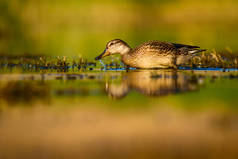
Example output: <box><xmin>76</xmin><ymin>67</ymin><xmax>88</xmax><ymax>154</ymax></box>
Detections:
<box><xmin>0</xmin><ymin>70</ymin><xmax>238</xmax><ymax>159</ymax></box>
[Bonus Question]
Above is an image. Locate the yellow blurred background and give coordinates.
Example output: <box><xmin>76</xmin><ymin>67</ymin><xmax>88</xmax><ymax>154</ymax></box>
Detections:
<box><xmin>1</xmin><ymin>0</ymin><xmax>238</xmax><ymax>59</ymax></box>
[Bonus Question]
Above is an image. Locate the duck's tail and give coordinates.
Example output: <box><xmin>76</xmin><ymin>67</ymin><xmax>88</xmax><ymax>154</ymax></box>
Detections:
<box><xmin>188</xmin><ymin>49</ymin><xmax>207</xmax><ymax>54</ymax></box>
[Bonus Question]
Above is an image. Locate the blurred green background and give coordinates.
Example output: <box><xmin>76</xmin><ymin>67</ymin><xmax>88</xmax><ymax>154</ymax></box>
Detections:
<box><xmin>1</xmin><ymin>0</ymin><xmax>238</xmax><ymax>59</ymax></box>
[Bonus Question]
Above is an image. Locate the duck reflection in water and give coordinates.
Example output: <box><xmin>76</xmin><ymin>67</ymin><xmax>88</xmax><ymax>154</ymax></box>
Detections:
<box><xmin>105</xmin><ymin>71</ymin><xmax>202</xmax><ymax>99</ymax></box>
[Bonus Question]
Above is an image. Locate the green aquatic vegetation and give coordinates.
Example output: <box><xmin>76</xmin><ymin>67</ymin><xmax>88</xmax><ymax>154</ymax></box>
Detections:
<box><xmin>0</xmin><ymin>55</ymin><xmax>98</xmax><ymax>72</ymax></box>
<box><xmin>185</xmin><ymin>50</ymin><xmax>238</xmax><ymax>68</ymax></box>
<box><xmin>0</xmin><ymin>50</ymin><xmax>238</xmax><ymax>73</ymax></box>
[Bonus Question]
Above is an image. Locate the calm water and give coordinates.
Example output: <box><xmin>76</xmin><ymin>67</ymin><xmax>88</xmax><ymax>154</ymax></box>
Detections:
<box><xmin>1</xmin><ymin>0</ymin><xmax>238</xmax><ymax>158</ymax></box>
<box><xmin>0</xmin><ymin>70</ymin><xmax>238</xmax><ymax>159</ymax></box>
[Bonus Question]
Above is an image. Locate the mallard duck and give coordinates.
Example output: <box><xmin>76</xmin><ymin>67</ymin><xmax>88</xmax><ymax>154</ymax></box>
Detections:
<box><xmin>95</xmin><ymin>39</ymin><xmax>206</xmax><ymax>69</ymax></box>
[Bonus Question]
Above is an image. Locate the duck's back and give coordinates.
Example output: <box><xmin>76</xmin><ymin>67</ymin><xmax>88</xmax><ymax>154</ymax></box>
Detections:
<box><xmin>132</xmin><ymin>41</ymin><xmax>177</xmax><ymax>56</ymax></box>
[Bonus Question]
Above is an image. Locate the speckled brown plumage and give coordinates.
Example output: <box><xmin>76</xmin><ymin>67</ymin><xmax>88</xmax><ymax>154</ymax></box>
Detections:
<box><xmin>95</xmin><ymin>39</ymin><xmax>206</xmax><ymax>69</ymax></box>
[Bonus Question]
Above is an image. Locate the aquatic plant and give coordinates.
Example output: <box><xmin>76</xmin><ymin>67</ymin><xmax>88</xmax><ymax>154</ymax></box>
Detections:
<box><xmin>186</xmin><ymin>49</ymin><xmax>238</xmax><ymax>69</ymax></box>
<box><xmin>0</xmin><ymin>50</ymin><xmax>238</xmax><ymax>73</ymax></box>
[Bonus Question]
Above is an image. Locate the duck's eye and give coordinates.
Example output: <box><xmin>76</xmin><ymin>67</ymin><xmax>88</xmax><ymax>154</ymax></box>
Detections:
<box><xmin>110</xmin><ymin>41</ymin><xmax>118</xmax><ymax>46</ymax></box>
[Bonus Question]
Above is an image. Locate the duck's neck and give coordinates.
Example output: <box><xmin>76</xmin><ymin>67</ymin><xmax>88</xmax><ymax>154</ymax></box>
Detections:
<box><xmin>119</xmin><ymin>45</ymin><xmax>132</xmax><ymax>55</ymax></box>
<box><xmin>117</xmin><ymin>43</ymin><xmax>133</xmax><ymax>66</ymax></box>
<box><xmin>121</xmin><ymin>47</ymin><xmax>133</xmax><ymax>67</ymax></box>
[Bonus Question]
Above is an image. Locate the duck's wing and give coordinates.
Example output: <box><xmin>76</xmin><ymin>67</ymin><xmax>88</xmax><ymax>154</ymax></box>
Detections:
<box><xmin>133</xmin><ymin>41</ymin><xmax>177</xmax><ymax>54</ymax></box>
<box><xmin>133</xmin><ymin>41</ymin><xmax>206</xmax><ymax>55</ymax></box>
<box><xmin>171</xmin><ymin>43</ymin><xmax>200</xmax><ymax>49</ymax></box>
<box><xmin>171</xmin><ymin>42</ymin><xmax>206</xmax><ymax>54</ymax></box>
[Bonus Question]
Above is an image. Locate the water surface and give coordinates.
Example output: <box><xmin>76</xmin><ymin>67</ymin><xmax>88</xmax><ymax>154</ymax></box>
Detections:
<box><xmin>0</xmin><ymin>70</ymin><xmax>238</xmax><ymax>159</ymax></box>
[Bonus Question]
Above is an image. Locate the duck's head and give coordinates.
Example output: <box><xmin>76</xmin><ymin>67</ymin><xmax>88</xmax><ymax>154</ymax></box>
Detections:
<box><xmin>95</xmin><ymin>39</ymin><xmax>131</xmax><ymax>60</ymax></box>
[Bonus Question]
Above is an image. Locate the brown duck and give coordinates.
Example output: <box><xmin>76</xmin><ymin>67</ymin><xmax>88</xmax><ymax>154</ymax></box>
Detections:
<box><xmin>95</xmin><ymin>39</ymin><xmax>206</xmax><ymax>69</ymax></box>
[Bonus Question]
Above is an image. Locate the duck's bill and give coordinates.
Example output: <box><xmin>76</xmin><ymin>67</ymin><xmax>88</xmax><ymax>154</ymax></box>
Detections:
<box><xmin>95</xmin><ymin>49</ymin><xmax>110</xmax><ymax>60</ymax></box>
